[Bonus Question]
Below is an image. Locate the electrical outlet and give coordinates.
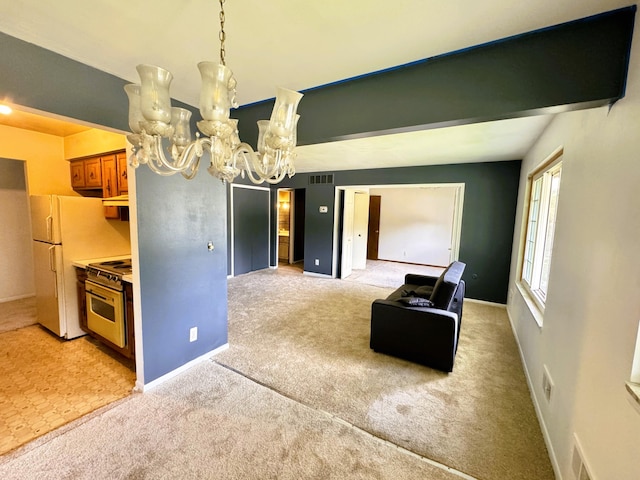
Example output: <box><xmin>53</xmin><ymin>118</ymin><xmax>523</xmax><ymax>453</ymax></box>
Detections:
<box><xmin>315</xmin><ymin>259</ymin><xmax>319</xmax><ymax>266</ymax></box>
<box><xmin>189</xmin><ymin>327</ymin><xmax>198</xmax><ymax>342</ymax></box>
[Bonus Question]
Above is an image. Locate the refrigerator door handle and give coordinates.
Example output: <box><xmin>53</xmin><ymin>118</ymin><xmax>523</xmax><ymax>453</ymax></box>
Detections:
<box><xmin>46</xmin><ymin>215</ymin><xmax>53</xmax><ymax>242</ymax></box>
<box><xmin>48</xmin><ymin>245</ymin><xmax>56</xmax><ymax>273</ymax></box>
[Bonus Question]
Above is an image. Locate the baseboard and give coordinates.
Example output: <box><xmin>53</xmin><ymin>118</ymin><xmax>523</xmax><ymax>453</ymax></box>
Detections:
<box><xmin>505</xmin><ymin>308</ymin><xmax>562</xmax><ymax>479</ymax></box>
<box><xmin>464</xmin><ymin>297</ymin><xmax>506</xmax><ymax>308</ymax></box>
<box><xmin>0</xmin><ymin>293</ymin><xmax>35</xmax><ymax>303</ymax></box>
<box><xmin>303</xmin><ymin>271</ymin><xmax>333</xmax><ymax>279</ymax></box>
<box><xmin>135</xmin><ymin>343</ymin><xmax>229</xmax><ymax>392</ymax></box>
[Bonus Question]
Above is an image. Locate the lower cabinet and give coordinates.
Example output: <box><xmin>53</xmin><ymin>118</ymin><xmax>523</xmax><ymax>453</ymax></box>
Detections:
<box><xmin>75</xmin><ymin>267</ymin><xmax>135</xmax><ymax>360</ymax></box>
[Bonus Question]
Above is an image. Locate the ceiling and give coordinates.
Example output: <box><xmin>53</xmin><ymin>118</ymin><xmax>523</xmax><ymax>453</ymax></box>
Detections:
<box><xmin>0</xmin><ymin>0</ymin><xmax>622</xmax><ymax>172</ymax></box>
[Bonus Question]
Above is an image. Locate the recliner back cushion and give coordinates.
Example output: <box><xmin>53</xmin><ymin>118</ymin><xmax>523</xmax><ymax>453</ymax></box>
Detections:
<box><xmin>429</xmin><ymin>261</ymin><xmax>466</xmax><ymax>310</ymax></box>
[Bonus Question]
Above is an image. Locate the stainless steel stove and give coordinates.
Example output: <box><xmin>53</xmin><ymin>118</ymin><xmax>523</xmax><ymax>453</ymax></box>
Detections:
<box><xmin>86</xmin><ymin>258</ymin><xmax>132</xmax><ymax>291</ymax></box>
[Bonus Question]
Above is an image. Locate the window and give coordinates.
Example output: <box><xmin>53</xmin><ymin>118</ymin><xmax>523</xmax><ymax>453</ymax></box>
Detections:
<box><xmin>521</xmin><ymin>149</ymin><xmax>563</xmax><ymax>310</ymax></box>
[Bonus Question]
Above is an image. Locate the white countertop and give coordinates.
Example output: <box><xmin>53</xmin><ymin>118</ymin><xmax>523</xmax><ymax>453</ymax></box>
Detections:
<box><xmin>72</xmin><ymin>254</ymin><xmax>133</xmax><ymax>283</ymax></box>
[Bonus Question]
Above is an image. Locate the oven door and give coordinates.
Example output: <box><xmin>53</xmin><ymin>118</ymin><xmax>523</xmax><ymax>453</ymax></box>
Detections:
<box><xmin>85</xmin><ymin>280</ymin><xmax>126</xmax><ymax>348</ymax></box>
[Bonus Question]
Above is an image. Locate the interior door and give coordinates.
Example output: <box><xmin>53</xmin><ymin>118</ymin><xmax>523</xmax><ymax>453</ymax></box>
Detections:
<box><xmin>340</xmin><ymin>189</ymin><xmax>355</xmax><ymax>279</ymax></box>
<box><xmin>232</xmin><ymin>186</ymin><xmax>270</xmax><ymax>276</ymax></box>
<box><xmin>367</xmin><ymin>195</ymin><xmax>381</xmax><ymax>260</ymax></box>
<box><xmin>352</xmin><ymin>192</ymin><xmax>370</xmax><ymax>270</ymax></box>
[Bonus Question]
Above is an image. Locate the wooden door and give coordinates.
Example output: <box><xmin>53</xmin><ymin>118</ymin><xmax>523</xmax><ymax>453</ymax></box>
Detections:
<box><xmin>367</xmin><ymin>195</ymin><xmax>381</xmax><ymax>260</ymax></box>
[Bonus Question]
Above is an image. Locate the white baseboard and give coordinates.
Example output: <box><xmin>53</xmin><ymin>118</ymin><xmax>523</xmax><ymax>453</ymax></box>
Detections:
<box><xmin>505</xmin><ymin>308</ymin><xmax>562</xmax><ymax>479</ymax></box>
<box><xmin>0</xmin><ymin>293</ymin><xmax>35</xmax><ymax>303</ymax></box>
<box><xmin>464</xmin><ymin>297</ymin><xmax>506</xmax><ymax>308</ymax></box>
<box><xmin>135</xmin><ymin>343</ymin><xmax>229</xmax><ymax>392</ymax></box>
<box><xmin>303</xmin><ymin>271</ymin><xmax>333</xmax><ymax>279</ymax></box>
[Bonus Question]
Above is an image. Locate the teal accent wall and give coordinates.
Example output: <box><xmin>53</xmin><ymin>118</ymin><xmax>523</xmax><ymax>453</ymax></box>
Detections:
<box><xmin>234</xmin><ymin>6</ymin><xmax>635</xmax><ymax>147</ymax></box>
<box><xmin>276</xmin><ymin>160</ymin><xmax>522</xmax><ymax>303</ymax></box>
<box><xmin>136</xmin><ymin>167</ymin><xmax>228</xmax><ymax>382</ymax></box>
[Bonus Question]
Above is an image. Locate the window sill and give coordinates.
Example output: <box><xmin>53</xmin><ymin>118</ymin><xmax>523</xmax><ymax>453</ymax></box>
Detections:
<box><xmin>626</xmin><ymin>382</ymin><xmax>640</xmax><ymax>414</ymax></box>
<box><xmin>516</xmin><ymin>281</ymin><xmax>544</xmax><ymax>328</ymax></box>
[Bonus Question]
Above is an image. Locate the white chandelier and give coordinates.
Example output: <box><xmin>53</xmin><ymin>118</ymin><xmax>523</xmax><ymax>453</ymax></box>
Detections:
<box><xmin>124</xmin><ymin>0</ymin><xmax>303</xmax><ymax>184</ymax></box>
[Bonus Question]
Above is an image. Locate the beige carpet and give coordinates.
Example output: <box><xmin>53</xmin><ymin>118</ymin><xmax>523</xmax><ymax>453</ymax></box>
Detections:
<box><xmin>0</xmin><ymin>297</ymin><xmax>37</xmax><ymax>334</ymax></box>
<box><xmin>0</xmin><ymin>361</ymin><xmax>465</xmax><ymax>480</ymax></box>
<box><xmin>0</xmin><ymin>266</ymin><xmax>553</xmax><ymax>479</ymax></box>
<box><xmin>217</xmin><ymin>268</ymin><xmax>554</xmax><ymax>480</ymax></box>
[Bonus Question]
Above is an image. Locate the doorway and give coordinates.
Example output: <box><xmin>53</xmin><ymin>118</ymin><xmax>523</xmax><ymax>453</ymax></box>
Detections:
<box><xmin>277</xmin><ymin>188</ymin><xmax>305</xmax><ymax>265</ymax></box>
<box><xmin>336</xmin><ymin>183</ymin><xmax>464</xmax><ymax>277</ymax></box>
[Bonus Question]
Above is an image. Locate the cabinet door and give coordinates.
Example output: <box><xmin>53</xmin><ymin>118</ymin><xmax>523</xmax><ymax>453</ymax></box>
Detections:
<box><xmin>101</xmin><ymin>154</ymin><xmax>118</xmax><ymax>198</ymax></box>
<box><xmin>117</xmin><ymin>152</ymin><xmax>128</xmax><ymax>193</ymax></box>
<box><xmin>84</xmin><ymin>157</ymin><xmax>102</xmax><ymax>188</ymax></box>
<box><xmin>70</xmin><ymin>160</ymin><xmax>85</xmax><ymax>188</ymax></box>
<box><xmin>101</xmin><ymin>154</ymin><xmax>119</xmax><ymax>219</ymax></box>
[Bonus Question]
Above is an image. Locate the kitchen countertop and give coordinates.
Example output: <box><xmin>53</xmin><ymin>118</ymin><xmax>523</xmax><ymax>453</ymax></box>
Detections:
<box><xmin>72</xmin><ymin>254</ymin><xmax>133</xmax><ymax>284</ymax></box>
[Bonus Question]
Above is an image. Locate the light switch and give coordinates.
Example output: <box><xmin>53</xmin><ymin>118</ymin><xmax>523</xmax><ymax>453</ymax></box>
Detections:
<box><xmin>319</xmin><ymin>206</ymin><xmax>328</xmax><ymax>213</ymax></box>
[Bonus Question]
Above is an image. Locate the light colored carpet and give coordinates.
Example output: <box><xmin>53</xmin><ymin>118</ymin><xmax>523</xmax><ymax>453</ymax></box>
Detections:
<box><xmin>217</xmin><ymin>268</ymin><xmax>554</xmax><ymax>480</ymax></box>
<box><xmin>0</xmin><ymin>297</ymin><xmax>37</xmax><ymax>334</ymax></box>
<box><xmin>0</xmin><ymin>266</ymin><xmax>553</xmax><ymax>479</ymax></box>
<box><xmin>0</xmin><ymin>361</ymin><xmax>463</xmax><ymax>480</ymax></box>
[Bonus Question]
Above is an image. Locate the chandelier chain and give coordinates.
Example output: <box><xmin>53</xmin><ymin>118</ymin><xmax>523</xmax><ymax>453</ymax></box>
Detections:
<box><xmin>219</xmin><ymin>0</ymin><xmax>226</xmax><ymax>65</ymax></box>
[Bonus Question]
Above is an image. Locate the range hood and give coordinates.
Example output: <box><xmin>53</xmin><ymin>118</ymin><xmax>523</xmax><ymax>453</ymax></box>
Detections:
<box><xmin>103</xmin><ymin>194</ymin><xmax>129</xmax><ymax>207</ymax></box>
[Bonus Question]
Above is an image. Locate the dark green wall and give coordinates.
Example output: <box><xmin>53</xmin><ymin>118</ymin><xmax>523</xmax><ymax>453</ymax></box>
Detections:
<box><xmin>276</xmin><ymin>160</ymin><xmax>522</xmax><ymax>303</ymax></box>
<box><xmin>235</xmin><ymin>6</ymin><xmax>636</xmax><ymax>147</ymax></box>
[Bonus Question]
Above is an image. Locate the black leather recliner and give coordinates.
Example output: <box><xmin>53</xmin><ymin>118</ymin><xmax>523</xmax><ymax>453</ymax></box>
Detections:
<box><xmin>370</xmin><ymin>261</ymin><xmax>466</xmax><ymax>372</ymax></box>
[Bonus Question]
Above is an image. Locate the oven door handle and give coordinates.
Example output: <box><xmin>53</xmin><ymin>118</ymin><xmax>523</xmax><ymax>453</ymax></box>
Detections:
<box><xmin>86</xmin><ymin>289</ymin><xmax>110</xmax><ymax>302</ymax></box>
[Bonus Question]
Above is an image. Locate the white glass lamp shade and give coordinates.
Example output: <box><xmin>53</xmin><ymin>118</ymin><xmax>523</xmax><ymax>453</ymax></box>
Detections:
<box><xmin>198</xmin><ymin>62</ymin><xmax>234</xmax><ymax>122</ymax></box>
<box><xmin>124</xmin><ymin>84</ymin><xmax>144</xmax><ymax>134</ymax></box>
<box><xmin>269</xmin><ymin>87</ymin><xmax>303</xmax><ymax>137</ymax></box>
<box><xmin>170</xmin><ymin>107</ymin><xmax>192</xmax><ymax>147</ymax></box>
<box><xmin>136</xmin><ymin>64</ymin><xmax>173</xmax><ymax>123</ymax></box>
<box><xmin>256</xmin><ymin>120</ymin><xmax>270</xmax><ymax>154</ymax></box>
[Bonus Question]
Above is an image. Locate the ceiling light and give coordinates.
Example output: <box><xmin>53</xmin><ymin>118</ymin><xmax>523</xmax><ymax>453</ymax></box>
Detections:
<box><xmin>0</xmin><ymin>105</ymin><xmax>12</xmax><ymax>115</ymax></box>
<box><xmin>124</xmin><ymin>0</ymin><xmax>303</xmax><ymax>184</ymax></box>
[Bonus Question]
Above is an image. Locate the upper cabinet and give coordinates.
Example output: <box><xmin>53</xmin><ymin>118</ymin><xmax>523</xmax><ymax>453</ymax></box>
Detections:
<box><xmin>69</xmin><ymin>149</ymin><xmax>128</xmax><ymax>219</ymax></box>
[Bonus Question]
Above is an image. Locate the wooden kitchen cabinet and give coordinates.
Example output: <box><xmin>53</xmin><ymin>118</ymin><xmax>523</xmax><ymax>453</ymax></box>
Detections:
<box><xmin>84</xmin><ymin>157</ymin><xmax>102</xmax><ymax>188</ymax></box>
<box><xmin>69</xmin><ymin>149</ymin><xmax>128</xmax><ymax>219</ymax></box>
<box><xmin>101</xmin><ymin>154</ymin><xmax>119</xmax><ymax>219</ymax></box>
<box><xmin>75</xmin><ymin>267</ymin><xmax>88</xmax><ymax>331</ymax></box>
<box><xmin>70</xmin><ymin>161</ymin><xmax>86</xmax><ymax>188</ymax></box>
<box><xmin>117</xmin><ymin>151</ymin><xmax>128</xmax><ymax>193</ymax></box>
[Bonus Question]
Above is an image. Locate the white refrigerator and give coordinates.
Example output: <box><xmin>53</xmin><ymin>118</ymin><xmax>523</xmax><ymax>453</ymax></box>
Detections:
<box><xmin>30</xmin><ymin>195</ymin><xmax>131</xmax><ymax>339</ymax></box>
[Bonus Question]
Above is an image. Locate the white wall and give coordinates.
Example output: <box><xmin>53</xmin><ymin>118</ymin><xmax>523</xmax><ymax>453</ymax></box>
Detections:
<box><xmin>507</xmin><ymin>16</ymin><xmax>640</xmax><ymax>480</ymax></box>
<box><xmin>0</xmin><ymin>159</ymin><xmax>35</xmax><ymax>302</ymax></box>
<box><xmin>371</xmin><ymin>187</ymin><xmax>456</xmax><ymax>267</ymax></box>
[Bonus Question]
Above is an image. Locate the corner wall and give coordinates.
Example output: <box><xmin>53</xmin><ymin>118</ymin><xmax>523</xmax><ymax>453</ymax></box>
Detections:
<box><xmin>507</xmin><ymin>23</ymin><xmax>640</xmax><ymax>478</ymax></box>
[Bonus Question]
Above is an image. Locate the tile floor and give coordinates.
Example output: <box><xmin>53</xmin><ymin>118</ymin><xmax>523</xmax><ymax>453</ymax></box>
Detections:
<box><xmin>0</xmin><ymin>299</ymin><xmax>135</xmax><ymax>456</ymax></box>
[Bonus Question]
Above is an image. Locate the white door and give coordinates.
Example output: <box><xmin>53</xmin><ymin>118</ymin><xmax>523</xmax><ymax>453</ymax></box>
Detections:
<box><xmin>340</xmin><ymin>190</ymin><xmax>355</xmax><ymax>279</ymax></box>
<box><xmin>32</xmin><ymin>241</ymin><xmax>64</xmax><ymax>336</ymax></box>
<box><xmin>352</xmin><ymin>192</ymin><xmax>370</xmax><ymax>270</ymax></box>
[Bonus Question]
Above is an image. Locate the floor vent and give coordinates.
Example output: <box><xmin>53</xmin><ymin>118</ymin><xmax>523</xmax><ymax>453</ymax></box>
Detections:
<box><xmin>308</xmin><ymin>174</ymin><xmax>334</xmax><ymax>185</ymax></box>
<box><xmin>572</xmin><ymin>436</ymin><xmax>593</xmax><ymax>480</ymax></box>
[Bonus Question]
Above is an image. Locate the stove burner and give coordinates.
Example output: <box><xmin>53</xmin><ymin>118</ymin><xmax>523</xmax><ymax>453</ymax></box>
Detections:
<box><xmin>86</xmin><ymin>258</ymin><xmax>132</xmax><ymax>291</ymax></box>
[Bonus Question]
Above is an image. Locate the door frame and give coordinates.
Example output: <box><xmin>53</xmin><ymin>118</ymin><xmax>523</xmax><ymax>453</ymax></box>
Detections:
<box><xmin>333</xmin><ymin>183</ymin><xmax>465</xmax><ymax>277</ymax></box>
<box><xmin>229</xmin><ymin>183</ymin><xmax>271</xmax><ymax>277</ymax></box>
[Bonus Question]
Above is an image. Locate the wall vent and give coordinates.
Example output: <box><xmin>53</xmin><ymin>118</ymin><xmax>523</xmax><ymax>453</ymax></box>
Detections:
<box><xmin>542</xmin><ymin>365</ymin><xmax>554</xmax><ymax>403</ymax></box>
<box><xmin>308</xmin><ymin>174</ymin><xmax>334</xmax><ymax>185</ymax></box>
<box><xmin>572</xmin><ymin>436</ymin><xmax>593</xmax><ymax>480</ymax></box>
